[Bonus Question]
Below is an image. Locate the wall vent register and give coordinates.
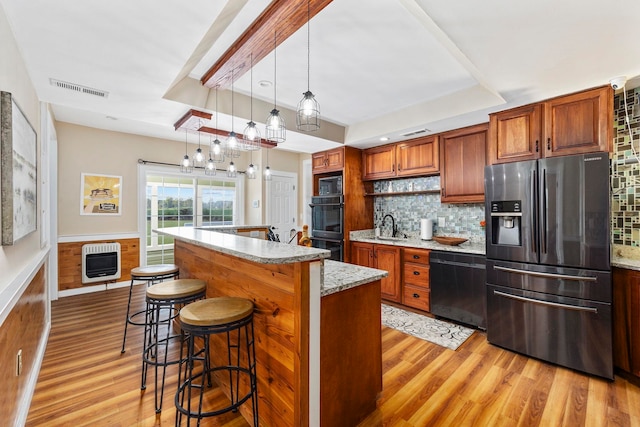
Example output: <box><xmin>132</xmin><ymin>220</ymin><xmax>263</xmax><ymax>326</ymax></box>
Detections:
<box><xmin>82</xmin><ymin>242</ymin><xmax>121</xmax><ymax>284</ymax></box>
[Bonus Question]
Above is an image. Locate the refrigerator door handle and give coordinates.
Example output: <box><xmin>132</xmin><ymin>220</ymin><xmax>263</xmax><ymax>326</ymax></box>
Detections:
<box><xmin>494</xmin><ymin>265</ymin><xmax>598</xmax><ymax>282</ymax></box>
<box><xmin>541</xmin><ymin>168</ymin><xmax>548</xmax><ymax>254</ymax></box>
<box><xmin>493</xmin><ymin>290</ymin><xmax>599</xmax><ymax>313</ymax></box>
<box><xmin>530</xmin><ymin>169</ymin><xmax>538</xmax><ymax>254</ymax></box>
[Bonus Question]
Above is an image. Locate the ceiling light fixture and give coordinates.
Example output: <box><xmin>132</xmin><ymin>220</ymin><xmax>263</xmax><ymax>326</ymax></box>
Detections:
<box><xmin>265</xmin><ymin>31</ymin><xmax>286</xmax><ymax>143</ymax></box>
<box><xmin>205</xmin><ymin>134</ymin><xmax>216</xmax><ymax>176</ymax></box>
<box><xmin>226</xmin><ymin>67</ymin><xmax>240</xmax><ymax>158</ymax></box>
<box><xmin>210</xmin><ymin>87</ymin><xmax>225</xmax><ymax>165</ymax></box>
<box><xmin>247</xmin><ymin>151</ymin><xmax>256</xmax><ymax>180</ymax></box>
<box><xmin>180</xmin><ymin>128</ymin><xmax>193</xmax><ymax>173</ymax></box>
<box><xmin>244</xmin><ymin>53</ymin><xmax>261</xmax><ymax>151</ymax></box>
<box><xmin>227</xmin><ymin>160</ymin><xmax>237</xmax><ymax>178</ymax></box>
<box><xmin>193</xmin><ymin>126</ymin><xmax>205</xmax><ymax>167</ymax></box>
<box><xmin>296</xmin><ymin>0</ymin><xmax>320</xmax><ymax>132</ymax></box>
<box><xmin>264</xmin><ymin>147</ymin><xmax>272</xmax><ymax>181</ymax></box>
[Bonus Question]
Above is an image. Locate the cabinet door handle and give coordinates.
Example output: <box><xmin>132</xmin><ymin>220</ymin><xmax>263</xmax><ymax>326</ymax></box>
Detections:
<box><xmin>392</xmin><ymin>164</ymin><xmax>395</xmax><ymax>172</ymax></box>
<box><xmin>413</xmin><ymin>255</ymin><xmax>420</xmax><ymax>260</ymax></box>
<box><xmin>547</xmin><ymin>138</ymin><xmax>551</xmax><ymax>150</ymax></box>
<box><xmin>397</xmin><ymin>163</ymin><xmax>401</xmax><ymax>171</ymax></box>
<box><xmin>413</xmin><ymin>293</ymin><xmax>420</xmax><ymax>298</ymax></box>
<box><xmin>535</xmin><ymin>140</ymin><xmax>539</xmax><ymax>152</ymax></box>
<box><xmin>413</xmin><ymin>271</ymin><xmax>420</xmax><ymax>275</ymax></box>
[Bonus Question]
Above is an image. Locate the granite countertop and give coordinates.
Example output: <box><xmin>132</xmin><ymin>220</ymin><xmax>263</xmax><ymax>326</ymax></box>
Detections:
<box><xmin>197</xmin><ymin>224</ymin><xmax>271</xmax><ymax>231</ymax></box>
<box><xmin>350</xmin><ymin>230</ymin><xmax>486</xmax><ymax>255</ymax></box>
<box><xmin>155</xmin><ymin>227</ymin><xmax>329</xmax><ymax>264</ymax></box>
<box><xmin>321</xmin><ymin>260</ymin><xmax>388</xmax><ymax>297</ymax></box>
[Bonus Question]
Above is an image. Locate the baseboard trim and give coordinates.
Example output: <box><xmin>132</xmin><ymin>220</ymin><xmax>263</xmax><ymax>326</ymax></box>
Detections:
<box><xmin>58</xmin><ymin>280</ymin><xmax>134</xmax><ymax>298</ymax></box>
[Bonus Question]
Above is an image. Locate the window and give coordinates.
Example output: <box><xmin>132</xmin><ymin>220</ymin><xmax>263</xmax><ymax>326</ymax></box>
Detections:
<box><xmin>139</xmin><ymin>165</ymin><xmax>244</xmax><ymax>265</ymax></box>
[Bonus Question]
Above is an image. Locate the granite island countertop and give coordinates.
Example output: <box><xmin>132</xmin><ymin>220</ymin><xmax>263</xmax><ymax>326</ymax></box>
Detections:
<box><xmin>155</xmin><ymin>226</ymin><xmax>329</xmax><ymax>264</ymax></box>
<box><xmin>321</xmin><ymin>260</ymin><xmax>388</xmax><ymax>297</ymax></box>
<box><xmin>350</xmin><ymin>229</ymin><xmax>486</xmax><ymax>255</ymax></box>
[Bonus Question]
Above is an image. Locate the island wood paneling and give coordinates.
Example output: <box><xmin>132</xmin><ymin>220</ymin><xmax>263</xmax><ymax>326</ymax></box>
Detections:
<box><xmin>0</xmin><ymin>265</ymin><xmax>46</xmax><ymax>426</ymax></box>
<box><xmin>321</xmin><ymin>280</ymin><xmax>382</xmax><ymax>427</ymax></box>
<box><xmin>57</xmin><ymin>238</ymin><xmax>139</xmax><ymax>291</ymax></box>
<box><xmin>174</xmin><ymin>239</ymin><xmax>310</xmax><ymax>427</ymax></box>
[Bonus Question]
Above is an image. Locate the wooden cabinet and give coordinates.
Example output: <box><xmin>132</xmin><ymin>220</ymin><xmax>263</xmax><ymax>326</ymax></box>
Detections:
<box><xmin>402</xmin><ymin>248</ymin><xmax>431</xmax><ymax>311</ymax></box>
<box><xmin>362</xmin><ymin>136</ymin><xmax>439</xmax><ymax>180</ymax></box>
<box><xmin>489</xmin><ymin>104</ymin><xmax>542</xmax><ymax>164</ymax></box>
<box><xmin>362</xmin><ymin>145</ymin><xmax>396</xmax><ymax>180</ymax></box>
<box><xmin>440</xmin><ymin>123</ymin><xmax>487</xmax><ymax>203</ymax></box>
<box><xmin>350</xmin><ymin>242</ymin><xmax>402</xmax><ymax>303</ymax></box>
<box><xmin>396</xmin><ymin>136</ymin><xmax>439</xmax><ymax>177</ymax></box>
<box><xmin>312</xmin><ymin>147</ymin><xmax>344</xmax><ymax>173</ymax></box>
<box><xmin>544</xmin><ymin>86</ymin><xmax>612</xmax><ymax>157</ymax></box>
<box><xmin>613</xmin><ymin>267</ymin><xmax>640</xmax><ymax>378</ymax></box>
<box><xmin>489</xmin><ymin>86</ymin><xmax>612</xmax><ymax>164</ymax></box>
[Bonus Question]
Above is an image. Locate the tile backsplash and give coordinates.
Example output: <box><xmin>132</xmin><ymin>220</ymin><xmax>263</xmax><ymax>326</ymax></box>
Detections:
<box><xmin>612</xmin><ymin>87</ymin><xmax>640</xmax><ymax>247</ymax></box>
<box><xmin>372</xmin><ymin>176</ymin><xmax>485</xmax><ymax>242</ymax></box>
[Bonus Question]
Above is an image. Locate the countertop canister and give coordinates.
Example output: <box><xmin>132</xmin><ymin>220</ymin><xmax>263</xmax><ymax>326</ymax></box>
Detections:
<box><xmin>420</xmin><ymin>219</ymin><xmax>433</xmax><ymax>240</ymax></box>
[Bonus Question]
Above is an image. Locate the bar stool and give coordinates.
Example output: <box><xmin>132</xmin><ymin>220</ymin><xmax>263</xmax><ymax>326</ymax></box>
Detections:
<box><xmin>175</xmin><ymin>297</ymin><xmax>259</xmax><ymax>426</ymax></box>
<box><xmin>121</xmin><ymin>264</ymin><xmax>179</xmax><ymax>353</ymax></box>
<box><xmin>141</xmin><ymin>279</ymin><xmax>206</xmax><ymax>413</ymax></box>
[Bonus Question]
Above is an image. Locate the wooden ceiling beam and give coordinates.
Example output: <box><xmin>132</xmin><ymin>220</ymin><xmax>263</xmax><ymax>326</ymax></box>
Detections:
<box><xmin>200</xmin><ymin>0</ymin><xmax>333</xmax><ymax>89</ymax></box>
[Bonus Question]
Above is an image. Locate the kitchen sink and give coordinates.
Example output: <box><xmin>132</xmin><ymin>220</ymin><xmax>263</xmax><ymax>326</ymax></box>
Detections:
<box><xmin>375</xmin><ymin>236</ymin><xmax>406</xmax><ymax>241</ymax></box>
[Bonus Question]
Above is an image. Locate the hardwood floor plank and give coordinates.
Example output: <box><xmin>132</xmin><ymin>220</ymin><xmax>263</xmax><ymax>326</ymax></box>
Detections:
<box><xmin>26</xmin><ymin>285</ymin><xmax>640</xmax><ymax>426</ymax></box>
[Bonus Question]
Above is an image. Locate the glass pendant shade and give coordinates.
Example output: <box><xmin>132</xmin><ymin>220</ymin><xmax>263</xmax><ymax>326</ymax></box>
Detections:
<box><xmin>246</xmin><ymin>163</ymin><xmax>256</xmax><ymax>179</ymax></box>
<box><xmin>296</xmin><ymin>90</ymin><xmax>320</xmax><ymax>131</ymax></box>
<box><xmin>211</xmin><ymin>138</ymin><xmax>225</xmax><ymax>163</ymax></box>
<box><xmin>205</xmin><ymin>157</ymin><xmax>216</xmax><ymax>176</ymax></box>
<box><xmin>194</xmin><ymin>147</ymin><xmax>204</xmax><ymax>165</ymax></box>
<box><xmin>180</xmin><ymin>129</ymin><xmax>193</xmax><ymax>173</ymax></box>
<box><xmin>266</xmin><ymin>109</ymin><xmax>286</xmax><ymax>143</ymax></box>
<box><xmin>226</xmin><ymin>161</ymin><xmax>237</xmax><ymax>178</ymax></box>
<box><xmin>264</xmin><ymin>165</ymin><xmax>272</xmax><ymax>181</ymax></box>
<box><xmin>180</xmin><ymin>154</ymin><xmax>192</xmax><ymax>173</ymax></box>
<box><xmin>243</xmin><ymin>121</ymin><xmax>261</xmax><ymax>151</ymax></box>
<box><xmin>225</xmin><ymin>131</ymin><xmax>241</xmax><ymax>158</ymax></box>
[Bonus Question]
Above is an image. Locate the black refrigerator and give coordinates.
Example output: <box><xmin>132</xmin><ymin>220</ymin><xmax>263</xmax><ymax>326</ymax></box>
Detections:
<box><xmin>484</xmin><ymin>152</ymin><xmax>612</xmax><ymax>379</ymax></box>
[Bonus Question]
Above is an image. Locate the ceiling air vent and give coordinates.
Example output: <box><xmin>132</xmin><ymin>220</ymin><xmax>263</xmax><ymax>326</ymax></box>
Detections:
<box><xmin>401</xmin><ymin>128</ymin><xmax>430</xmax><ymax>137</ymax></box>
<box><xmin>49</xmin><ymin>78</ymin><xmax>109</xmax><ymax>98</ymax></box>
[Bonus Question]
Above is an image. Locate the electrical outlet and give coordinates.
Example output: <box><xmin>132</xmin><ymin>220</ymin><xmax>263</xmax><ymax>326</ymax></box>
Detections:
<box><xmin>16</xmin><ymin>349</ymin><xmax>22</xmax><ymax>376</ymax></box>
<box><xmin>438</xmin><ymin>217</ymin><xmax>446</xmax><ymax>227</ymax></box>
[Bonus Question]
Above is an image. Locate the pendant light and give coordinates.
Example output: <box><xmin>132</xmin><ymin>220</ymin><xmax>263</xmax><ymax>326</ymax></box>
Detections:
<box><xmin>243</xmin><ymin>53</ymin><xmax>261</xmax><ymax>151</ymax></box>
<box><xmin>296</xmin><ymin>0</ymin><xmax>320</xmax><ymax>132</ymax></box>
<box><xmin>210</xmin><ymin>87</ymin><xmax>225</xmax><ymax>165</ymax></box>
<box><xmin>264</xmin><ymin>148</ymin><xmax>272</xmax><ymax>181</ymax></box>
<box><xmin>265</xmin><ymin>31</ymin><xmax>286</xmax><ymax>143</ymax></box>
<box><xmin>227</xmin><ymin>160</ymin><xmax>237</xmax><ymax>178</ymax></box>
<box><xmin>180</xmin><ymin>128</ymin><xmax>193</xmax><ymax>173</ymax></box>
<box><xmin>193</xmin><ymin>127</ymin><xmax>205</xmax><ymax>167</ymax></box>
<box><xmin>205</xmin><ymin>135</ymin><xmax>216</xmax><ymax>176</ymax></box>
<box><xmin>246</xmin><ymin>150</ymin><xmax>256</xmax><ymax>179</ymax></box>
<box><xmin>226</xmin><ymin>67</ymin><xmax>240</xmax><ymax>158</ymax></box>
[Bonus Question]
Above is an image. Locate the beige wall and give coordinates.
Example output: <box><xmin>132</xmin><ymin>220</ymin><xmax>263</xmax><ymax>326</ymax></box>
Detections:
<box><xmin>0</xmin><ymin>4</ymin><xmax>42</xmax><ymax>296</ymax></box>
<box><xmin>57</xmin><ymin>122</ymin><xmax>310</xmax><ymax>234</ymax></box>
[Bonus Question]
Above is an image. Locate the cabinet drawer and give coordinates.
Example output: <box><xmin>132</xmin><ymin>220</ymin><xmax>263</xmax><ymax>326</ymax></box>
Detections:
<box><xmin>403</xmin><ymin>248</ymin><xmax>430</xmax><ymax>265</ymax></box>
<box><xmin>403</xmin><ymin>285</ymin><xmax>430</xmax><ymax>312</ymax></box>
<box><xmin>403</xmin><ymin>263</ymin><xmax>430</xmax><ymax>287</ymax></box>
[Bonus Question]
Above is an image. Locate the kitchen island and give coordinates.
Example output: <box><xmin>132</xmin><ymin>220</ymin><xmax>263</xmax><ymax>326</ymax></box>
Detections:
<box><xmin>155</xmin><ymin>227</ymin><xmax>387</xmax><ymax>427</ymax></box>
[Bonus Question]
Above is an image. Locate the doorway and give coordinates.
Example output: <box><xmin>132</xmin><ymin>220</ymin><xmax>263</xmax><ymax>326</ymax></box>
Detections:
<box><xmin>266</xmin><ymin>171</ymin><xmax>298</xmax><ymax>243</ymax></box>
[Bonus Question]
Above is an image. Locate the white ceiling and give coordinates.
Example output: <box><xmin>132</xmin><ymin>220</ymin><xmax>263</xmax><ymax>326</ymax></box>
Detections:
<box><xmin>2</xmin><ymin>0</ymin><xmax>640</xmax><ymax>154</ymax></box>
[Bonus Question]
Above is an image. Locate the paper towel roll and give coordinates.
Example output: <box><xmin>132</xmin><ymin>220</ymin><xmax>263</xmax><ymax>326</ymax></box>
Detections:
<box><xmin>420</xmin><ymin>219</ymin><xmax>433</xmax><ymax>240</ymax></box>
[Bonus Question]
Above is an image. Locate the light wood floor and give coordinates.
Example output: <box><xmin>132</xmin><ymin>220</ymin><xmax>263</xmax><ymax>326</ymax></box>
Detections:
<box><xmin>27</xmin><ymin>285</ymin><xmax>640</xmax><ymax>426</ymax></box>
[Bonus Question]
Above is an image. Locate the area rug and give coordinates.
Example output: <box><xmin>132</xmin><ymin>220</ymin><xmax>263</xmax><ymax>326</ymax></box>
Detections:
<box><xmin>381</xmin><ymin>304</ymin><xmax>474</xmax><ymax>351</ymax></box>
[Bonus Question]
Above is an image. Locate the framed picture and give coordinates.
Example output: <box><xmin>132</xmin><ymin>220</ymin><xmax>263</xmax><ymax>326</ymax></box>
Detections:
<box><xmin>1</xmin><ymin>91</ymin><xmax>37</xmax><ymax>245</ymax></box>
<box><xmin>81</xmin><ymin>173</ymin><xmax>122</xmax><ymax>215</ymax></box>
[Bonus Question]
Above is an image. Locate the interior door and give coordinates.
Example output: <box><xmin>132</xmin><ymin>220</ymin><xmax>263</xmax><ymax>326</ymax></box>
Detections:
<box><xmin>267</xmin><ymin>172</ymin><xmax>298</xmax><ymax>243</ymax></box>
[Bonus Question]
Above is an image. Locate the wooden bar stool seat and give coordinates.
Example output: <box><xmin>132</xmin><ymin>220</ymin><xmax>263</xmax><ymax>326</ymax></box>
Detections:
<box><xmin>141</xmin><ymin>278</ymin><xmax>206</xmax><ymax>414</ymax></box>
<box><xmin>175</xmin><ymin>297</ymin><xmax>259</xmax><ymax>426</ymax></box>
<box><xmin>121</xmin><ymin>264</ymin><xmax>179</xmax><ymax>353</ymax></box>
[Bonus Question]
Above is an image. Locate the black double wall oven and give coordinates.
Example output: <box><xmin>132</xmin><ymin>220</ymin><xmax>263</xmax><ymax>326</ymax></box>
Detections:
<box><xmin>310</xmin><ymin>192</ymin><xmax>344</xmax><ymax>261</ymax></box>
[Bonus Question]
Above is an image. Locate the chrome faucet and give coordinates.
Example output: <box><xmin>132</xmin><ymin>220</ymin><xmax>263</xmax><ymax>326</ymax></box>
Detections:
<box><xmin>381</xmin><ymin>214</ymin><xmax>397</xmax><ymax>237</ymax></box>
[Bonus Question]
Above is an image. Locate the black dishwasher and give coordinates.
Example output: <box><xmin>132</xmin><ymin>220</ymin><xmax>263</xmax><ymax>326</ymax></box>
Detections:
<box><xmin>430</xmin><ymin>251</ymin><xmax>486</xmax><ymax>329</ymax></box>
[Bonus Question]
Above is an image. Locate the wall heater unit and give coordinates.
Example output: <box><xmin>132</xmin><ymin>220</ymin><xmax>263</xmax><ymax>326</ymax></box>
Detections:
<box><xmin>82</xmin><ymin>242</ymin><xmax>121</xmax><ymax>284</ymax></box>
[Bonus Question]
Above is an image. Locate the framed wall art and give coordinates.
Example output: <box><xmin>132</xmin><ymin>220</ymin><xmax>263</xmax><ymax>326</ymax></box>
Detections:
<box><xmin>1</xmin><ymin>91</ymin><xmax>37</xmax><ymax>245</ymax></box>
<box><xmin>81</xmin><ymin>173</ymin><xmax>122</xmax><ymax>215</ymax></box>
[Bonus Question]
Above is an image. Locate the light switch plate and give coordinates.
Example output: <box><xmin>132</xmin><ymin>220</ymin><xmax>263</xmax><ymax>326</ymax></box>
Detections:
<box><xmin>438</xmin><ymin>217</ymin><xmax>446</xmax><ymax>227</ymax></box>
<box><xmin>252</xmin><ymin>200</ymin><xmax>259</xmax><ymax>208</ymax></box>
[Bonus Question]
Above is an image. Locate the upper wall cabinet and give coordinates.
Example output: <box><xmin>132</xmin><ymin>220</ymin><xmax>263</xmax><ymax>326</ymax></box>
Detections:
<box><xmin>362</xmin><ymin>136</ymin><xmax>439</xmax><ymax>180</ymax></box>
<box><xmin>488</xmin><ymin>86</ymin><xmax>612</xmax><ymax>164</ymax></box>
<box><xmin>440</xmin><ymin>123</ymin><xmax>487</xmax><ymax>203</ymax></box>
<box><xmin>312</xmin><ymin>147</ymin><xmax>345</xmax><ymax>173</ymax></box>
